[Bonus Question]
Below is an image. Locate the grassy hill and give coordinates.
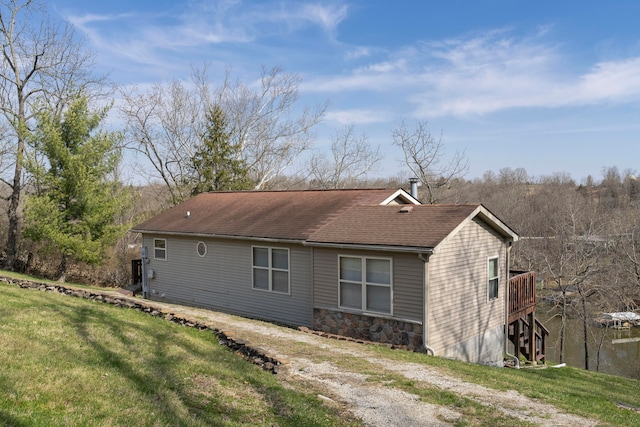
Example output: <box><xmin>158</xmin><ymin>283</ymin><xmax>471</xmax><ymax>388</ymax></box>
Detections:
<box><xmin>0</xmin><ymin>280</ymin><xmax>358</xmax><ymax>427</ymax></box>
<box><xmin>2</xmin><ymin>273</ymin><xmax>640</xmax><ymax>426</ymax></box>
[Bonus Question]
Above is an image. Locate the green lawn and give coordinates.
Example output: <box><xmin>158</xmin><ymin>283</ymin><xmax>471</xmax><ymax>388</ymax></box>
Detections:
<box><xmin>363</xmin><ymin>342</ymin><xmax>640</xmax><ymax>426</ymax></box>
<box><xmin>3</xmin><ymin>272</ymin><xmax>640</xmax><ymax>426</ymax></box>
<box><xmin>0</xmin><ymin>282</ymin><xmax>358</xmax><ymax>426</ymax></box>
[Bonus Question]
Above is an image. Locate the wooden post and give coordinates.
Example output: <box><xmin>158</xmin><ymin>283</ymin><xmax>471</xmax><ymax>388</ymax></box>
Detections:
<box><xmin>513</xmin><ymin>319</ymin><xmax>521</xmax><ymax>359</ymax></box>
<box><xmin>528</xmin><ymin>312</ymin><xmax>536</xmax><ymax>363</ymax></box>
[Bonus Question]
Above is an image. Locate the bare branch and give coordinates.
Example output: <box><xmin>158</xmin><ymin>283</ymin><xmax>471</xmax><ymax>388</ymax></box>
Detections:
<box><xmin>392</xmin><ymin>120</ymin><xmax>468</xmax><ymax>203</ymax></box>
<box><xmin>307</xmin><ymin>124</ymin><xmax>382</xmax><ymax>189</ymax></box>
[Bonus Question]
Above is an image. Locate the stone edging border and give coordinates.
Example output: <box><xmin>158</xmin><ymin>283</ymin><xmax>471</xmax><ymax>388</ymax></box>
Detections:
<box><xmin>0</xmin><ymin>276</ymin><xmax>282</xmax><ymax>374</ymax></box>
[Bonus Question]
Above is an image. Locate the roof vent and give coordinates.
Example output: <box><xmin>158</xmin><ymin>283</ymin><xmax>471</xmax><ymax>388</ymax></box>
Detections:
<box><xmin>185</xmin><ymin>211</ymin><xmax>191</xmax><ymax>219</ymax></box>
<box><xmin>399</xmin><ymin>206</ymin><xmax>413</xmax><ymax>213</ymax></box>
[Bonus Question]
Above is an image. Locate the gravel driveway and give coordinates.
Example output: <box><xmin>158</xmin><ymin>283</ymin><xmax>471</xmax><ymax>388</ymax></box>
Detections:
<box><xmin>149</xmin><ymin>300</ymin><xmax>597</xmax><ymax>427</ymax></box>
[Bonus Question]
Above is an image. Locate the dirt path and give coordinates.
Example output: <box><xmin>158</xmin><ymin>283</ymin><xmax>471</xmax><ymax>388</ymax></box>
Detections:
<box><xmin>152</xmin><ymin>301</ymin><xmax>596</xmax><ymax>427</ymax></box>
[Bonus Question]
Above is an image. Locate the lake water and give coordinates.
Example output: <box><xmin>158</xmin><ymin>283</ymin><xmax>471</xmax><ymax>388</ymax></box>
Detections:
<box><xmin>537</xmin><ymin>304</ymin><xmax>640</xmax><ymax>380</ymax></box>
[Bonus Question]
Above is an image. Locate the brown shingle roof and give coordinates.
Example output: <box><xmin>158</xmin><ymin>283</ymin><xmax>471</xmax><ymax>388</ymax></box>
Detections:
<box><xmin>306</xmin><ymin>204</ymin><xmax>480</xmax><ymax>249</ymax></box>
<box><xmin>132</xmin><ymin>189</ymin><xmax>406</xmax><ymax>241</ymax></box>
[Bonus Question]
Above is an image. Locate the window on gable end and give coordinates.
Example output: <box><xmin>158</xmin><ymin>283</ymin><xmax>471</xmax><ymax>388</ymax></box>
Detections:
<box><xmin>488</xmin><ymin>256</ymin><xmax>499</xmax><ymax>300</ymax></box>
<box><xmin>154</xmin><ymin>238</ymin><xmax>167</xmax><ymax>260</ymax></box>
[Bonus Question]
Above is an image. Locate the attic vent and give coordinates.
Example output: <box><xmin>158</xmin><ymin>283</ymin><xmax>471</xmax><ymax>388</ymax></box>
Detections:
<box><xmin>197</xmin><ymin>241</ymin><xmax>207</xmax><ymax>257</ymax></box>
<box><xmin>399</xmin><ymin>206</ymin><xmax>413</xmax><ymax>213</ymax></box>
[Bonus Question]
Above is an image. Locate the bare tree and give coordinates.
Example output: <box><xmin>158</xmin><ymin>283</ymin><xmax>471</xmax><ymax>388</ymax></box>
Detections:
<box><xmin>121</xmin><ymin>66</ymin><xmax>327</xmax><ymax>205</ymax></box>
<box><xmin>535</xmin><ymin>187</ymin><xmax>603</xmax><ymax>367</ymax></box>
<box><xmin>0</xmin><ymin>0</ymin><xmax>106</xmax><ymax>270</ymax></box>
<box><xmin>215</xmin><ymin>66</ymin><xmax>327</xmax><ymax>189</ymax></box>
<box><xmin>392</xmin><ymin>120</ymin><xmax>468</xmax><ymax>204</ymax></box>
<box><xmin>307</xmin><ymin>124</ymin><xmax>382</xmax><ymax>189</ymax></box>
<box><xmin>120</xmin><ymin>79</ymin><xmax>204</xmax><ymax>206</ymax></box>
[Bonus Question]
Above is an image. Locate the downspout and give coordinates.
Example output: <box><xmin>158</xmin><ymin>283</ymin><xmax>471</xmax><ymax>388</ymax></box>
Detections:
<box><xmin>140</xmin><ymin>246</ymin><xmax>149</xmax><ymax>299</ymax></box>
<box><xmin>504</xmin><ymin>241</ymin><xmax>520</xmax><ymax>369</ymax></box>
<box><xmin>419</xmin><ymin>252</ymin><xmax>435</xmax><ymax>356</ymax></box>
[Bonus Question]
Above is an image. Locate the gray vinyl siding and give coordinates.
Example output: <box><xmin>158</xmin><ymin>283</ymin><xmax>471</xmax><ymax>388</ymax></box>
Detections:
<box><xmin>141</xmin><ymin>234</ymin><xmax>313</xmax><ymax>327</ymax></box>
<box><xmin>313</xmin><ymin>247</ymin><xmax>423</xmax><ymax>323</ymax></box>
<box><xmin>426</xmin><ymin>218</ymin><xmax>507</xmax><ymax>352</ymax></box>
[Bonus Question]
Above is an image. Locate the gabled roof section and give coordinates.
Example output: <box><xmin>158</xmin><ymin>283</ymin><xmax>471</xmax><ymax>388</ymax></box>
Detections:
<box><xmin>306</xmin><ymin>204</ymin><xmax>518</xmax><ymax>252</ymax></box>
<box><xmin>306</xmin><ymin>204</ymin><xmax>480</xmax><ymax>251</ymax></box>
<box><xmin>131</xmin><ymin>188</ymin><xmax>409</xmax><ymax>241</ymax></box>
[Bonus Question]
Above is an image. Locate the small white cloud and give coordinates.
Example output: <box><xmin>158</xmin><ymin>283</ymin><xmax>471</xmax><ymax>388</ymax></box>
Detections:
<box><xmin>325</xmin><ymin>109</ymin><xmax>388</xmax><ymax>125</ymax></box>
<box><xmin>574</xmin><ymin>57</ymin><xmax>640</xmax><ymax>103</ymax></box>
<box><xmin>345</xmin><ymin>46</ymin><xmax>372</xmax><ymax>60</ymax></box>
<box><xmin>300</xmin><ymin>3</ymin><xmax>348</xmax><ymax>33</ymax></box>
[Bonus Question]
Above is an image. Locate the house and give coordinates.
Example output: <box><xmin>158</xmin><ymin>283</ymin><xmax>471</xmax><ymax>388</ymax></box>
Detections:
<box><xmin>131</xmin><ymin>188</ymin><xmax>530</xmax><ymax>365</ymax></box>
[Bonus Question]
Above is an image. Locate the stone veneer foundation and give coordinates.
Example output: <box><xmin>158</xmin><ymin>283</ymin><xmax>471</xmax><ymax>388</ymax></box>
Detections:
<box><xmin>313</xmin><ymin>308</ymin><xmax>424</xmax><ymax>351</ymax></box>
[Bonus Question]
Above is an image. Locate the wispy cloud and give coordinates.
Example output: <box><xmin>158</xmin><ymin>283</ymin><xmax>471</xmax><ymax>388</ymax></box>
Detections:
<box><xmin>304</xmin><ymin>29</ymin><xmax>640</xmax><ymax>117</ymax></box>
<box><xmin>65</xmin><ymin>1</ymin><xmax>349</xmax><ymax>76</ymax></box>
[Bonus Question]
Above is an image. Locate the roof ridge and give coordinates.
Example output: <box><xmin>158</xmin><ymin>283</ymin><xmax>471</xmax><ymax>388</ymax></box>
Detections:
<box><xmin>204</xmin><ymin>188</ymin><xmax>392</xmax><ymax>194</ymax></box>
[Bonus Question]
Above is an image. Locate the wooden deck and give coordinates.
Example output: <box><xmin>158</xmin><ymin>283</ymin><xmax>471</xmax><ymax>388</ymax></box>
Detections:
<box><xmin>508</xmin><ymin>270</ymin><xmax>537</xmax><ymax>323</ymax></box>
<box><xmin>508</xmin><ymin>271</ymin><xmax>549</xmax><ymax>363</ymax></box>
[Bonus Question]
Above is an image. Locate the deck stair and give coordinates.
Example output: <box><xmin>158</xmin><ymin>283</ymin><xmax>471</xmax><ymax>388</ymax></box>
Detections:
<box><xmin>508</xmin><ymin>271</ymin><xmax>549</xmax><ymax>364</ymax></box>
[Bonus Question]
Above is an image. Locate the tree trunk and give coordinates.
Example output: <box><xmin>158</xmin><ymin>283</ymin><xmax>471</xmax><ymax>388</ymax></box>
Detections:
<box><xmin>559</xmin><ymin>290</ymin><xmax>567</xmax><ymax>363</ymax></box>
<box><xmin>581</xmin><ymin>295</ymin><xmax>590</xmax><ymax>370</ymax></box>
<box><xmin>56</xmin><ymin>254</ymin><xmax>68</xmax><ymax>283</ymax></box>
<box><xmin>4</xmin><ymin>137</ymin><xmax>24</xmax><ymax>271</ymax></box>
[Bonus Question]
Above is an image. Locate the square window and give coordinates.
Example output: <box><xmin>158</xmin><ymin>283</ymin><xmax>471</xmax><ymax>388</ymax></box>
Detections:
<box><xmin>253</xmin><ymin>269</ymin><xmax>269</xmax><ymax>290</ymax></box>
<box><xmin>253</xmin><ymin>247</ymin><xmax>269</xmax><ymax>267</ymax></box>
<box><xmin>272</xmin><ymin>249</ymin><xmax>288</xmax><ymax>270</ymax></box>
<box><xmin>154</xmin><ymin>239</ymin><xmax>166</xmax><ymax>260</ymax></box>
<box><xmin>252</xmin><ymin>247</ymin><xmax>289</xmax><ymax>294</ymax></box>
<box><xmin>340</xmin><ymin>257</ymin><xmax>362</xmax><ymax>281</ymax></box>
<box><xmin>367</xmin><ymin>284</ymin><xmax>391</xmax><ymax>312</ymax></box>
<box><xmin>366</xmin><ymin>258</ymin><xmax>391</xmax><ymax>284</ymax></box>
<box><xmin>339</xmin><ymin>256</ymin><xmax>392</xmax><ymax>314</ymax></box>
<box><xmin>340</xmin><ymin>282</ymin><xmax>362</xmax><ymax>309</ymax></box>
<box><xmin>272</xmin><ymin>270</ymin><xmax>289</xmax><ymax>293</ymax></box>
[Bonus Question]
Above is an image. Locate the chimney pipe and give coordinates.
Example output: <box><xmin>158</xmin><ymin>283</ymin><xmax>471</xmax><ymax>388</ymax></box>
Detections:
<box><xmin>409</xmin><ymin>178</ymin><xmax>419</xmax><ymax>199</ymax></box>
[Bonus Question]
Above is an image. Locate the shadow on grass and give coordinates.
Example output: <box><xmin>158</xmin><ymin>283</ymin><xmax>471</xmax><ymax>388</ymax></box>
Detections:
<box><xmin>0</xmin><ymin>285</ymin><xmax>342</xmax><ymax>426</ymax></box>
<box><xmin>65</xmin><ymin>302</ymin><xmax>276</xmax><ymax>425</ymax></box>
<box><xmin>0</xmin><ymin>410</ymin><xmax>29</xmax><ymax>427</ymax></box>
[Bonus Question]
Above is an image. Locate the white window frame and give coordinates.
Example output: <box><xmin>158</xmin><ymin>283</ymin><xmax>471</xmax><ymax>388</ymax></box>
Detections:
<box><xmin>488</xmin><ymin>256</ymin><xmax>499</xmax><ymax>301</ymax></box>
<box><xmin>338</xmin><ymin>255</ymin><xmax>393</xmax><ymax>315</ymax></box>
<box><xmin>153</xmin><ymin>238</ymin><xmax>167</xmax><ymax>261</ymax></box>
<box><xmin>252</xmin><ymin>246</ymin><xmax>290</xmax><ymax>294</ymax></box>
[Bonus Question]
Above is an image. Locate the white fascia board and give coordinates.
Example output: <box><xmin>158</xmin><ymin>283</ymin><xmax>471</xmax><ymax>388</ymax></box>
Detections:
<box><xmin>380</xmin><ymin>189</ymin><xmax>421</xmax><ymax>205</ymax></box>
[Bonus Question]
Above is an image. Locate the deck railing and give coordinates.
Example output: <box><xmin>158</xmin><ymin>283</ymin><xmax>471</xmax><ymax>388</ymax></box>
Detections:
<box><xmin>508</xmin><ymin>271</ymin><xmax>537</xmax><ymax>323</ymax></box>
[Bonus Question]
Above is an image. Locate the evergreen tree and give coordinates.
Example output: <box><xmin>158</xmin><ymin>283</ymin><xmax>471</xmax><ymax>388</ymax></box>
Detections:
<box><xmin>191</xmin><ymin>104</ymin><xmax>252</xmax><ymax>194</ymax></box>
<box><xmin>24</xmin><ymin>95</ymin><xmax>131</xmax><ymax>281</ymax></box>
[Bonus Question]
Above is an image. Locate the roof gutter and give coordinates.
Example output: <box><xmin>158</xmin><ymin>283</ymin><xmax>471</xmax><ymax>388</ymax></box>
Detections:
<box><xmin>131</xmin><ymin>230</ymin><xmax>440</xmax><ymax>255</ymax></box>
<box><xmin>303</xmin><ymin>241</ymin><xmax>436</xmax><ymax>254</ymax></box>
<box><xmin>130</xmin><ymin>229</ymin><xmax>304</xmax><ymax>245</ymax></box>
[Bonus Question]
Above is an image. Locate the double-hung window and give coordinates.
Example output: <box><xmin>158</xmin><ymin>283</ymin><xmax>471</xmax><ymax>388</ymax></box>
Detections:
<box><xmin>154</xmin><ymin>238</ymin><xmax>167</xmax><ymax>260</ymax></box>
<box><xmin>339</xmin><ymin>256</ymin><xmax>392</xmax><ymax>314</ymax></box>
<box><xmin>252</xmin><ymin>247</ymin><xmax>289</xmax><ymax>293</ymax></box>
<box><xmin>488</xmin><ymin>256</ymin><xmax>499</xmax><ymax>300</ymax></box>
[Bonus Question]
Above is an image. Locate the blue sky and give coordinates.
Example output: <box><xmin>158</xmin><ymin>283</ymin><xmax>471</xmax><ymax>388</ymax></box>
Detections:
<box><xmin>50</xmin><ymin>0</ymin><xmax>640</xmax><ymax>183</ymax></box>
